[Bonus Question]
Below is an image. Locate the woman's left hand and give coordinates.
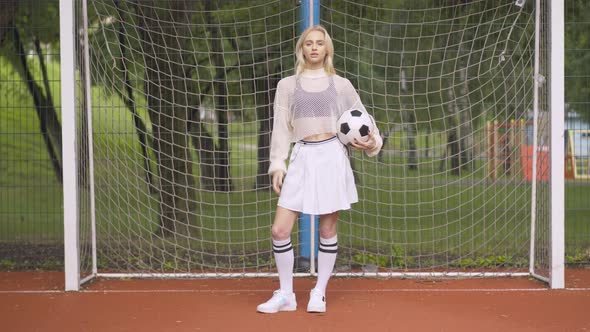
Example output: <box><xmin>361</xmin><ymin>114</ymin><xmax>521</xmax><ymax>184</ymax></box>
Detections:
<box><xmin>350</xmin><ymin>132</ymin><xmax>377</xmax><ymax>151</ymax></box>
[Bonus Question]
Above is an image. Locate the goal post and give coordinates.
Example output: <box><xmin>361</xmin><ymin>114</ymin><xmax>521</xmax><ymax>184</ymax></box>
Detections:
<box><xmin>549</xmin><ymin>0</ymin><xmax>565</xmax><ymax>289</ymax></box>
<box><xmin>60</xmin><ymin>0</ymin><xmax>80</xmax><ymax>291</ymax></box>
<box><xmin>63</xmin><ymin>0</ymin><xmax>564</xmax><ymax>290</ymax></box>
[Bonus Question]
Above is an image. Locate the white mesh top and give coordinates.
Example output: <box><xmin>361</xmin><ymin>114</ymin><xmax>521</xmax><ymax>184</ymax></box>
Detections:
<box><xmin>268</xmin><ymin>68</ymin><xmax>383</xmax><ymax>175</ymax></box>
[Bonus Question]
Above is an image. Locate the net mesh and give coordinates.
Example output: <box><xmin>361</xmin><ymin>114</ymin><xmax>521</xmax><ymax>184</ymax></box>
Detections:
<box><xmin>77</xmin><ymin>0</ymin><xmax>550</xmax><ymax>279</ymax></box>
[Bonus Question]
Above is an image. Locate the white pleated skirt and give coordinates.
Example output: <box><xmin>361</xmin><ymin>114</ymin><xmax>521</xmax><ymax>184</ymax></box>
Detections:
<box><xmin>278</xmin><ymin>136</ymin><xmax>358</xmax><ymax>215</ymax></box>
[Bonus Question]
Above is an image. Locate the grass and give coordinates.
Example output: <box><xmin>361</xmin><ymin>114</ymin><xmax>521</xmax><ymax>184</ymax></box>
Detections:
<box><xmin>86</xmin><ymin>138</ymin><xmax>590</xmax><ymax>270</ymax></box>
<box><xmin>1</xmin><ymin>57</ymin><xmax>589</xmax><ymax>271</ymax></box>
<box><xmin>0</xmin><ymin>57</ymin><xmax>63</xmax><ymax>241</ymax></box>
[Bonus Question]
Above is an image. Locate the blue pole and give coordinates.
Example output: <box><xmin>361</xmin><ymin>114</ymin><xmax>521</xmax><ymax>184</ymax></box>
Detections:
<box><xmin>298</xmin><ymin>0</ymin><xmax>320</xmax><ymax>264</ymax></box>
<box><xmin>301</xmin><ymin>0</ymin><xmax>320</xmax><ymax>28</ymax></box>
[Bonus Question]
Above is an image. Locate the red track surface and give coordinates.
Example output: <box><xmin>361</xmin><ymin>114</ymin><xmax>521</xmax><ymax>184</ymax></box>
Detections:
<box><xmin>1</xmin><ymin>270</ymin><xmax>589</xmax><ymax>331</ymax></box>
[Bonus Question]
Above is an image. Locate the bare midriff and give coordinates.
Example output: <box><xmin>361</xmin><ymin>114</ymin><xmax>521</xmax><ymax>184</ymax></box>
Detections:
<box><xmin>303</xmin><ymin>132</ymin><xmax>335</xmax><ymax>141</ymax></box>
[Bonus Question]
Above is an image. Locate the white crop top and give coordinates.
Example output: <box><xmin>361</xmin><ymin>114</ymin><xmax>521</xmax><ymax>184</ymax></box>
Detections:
<box><xmin>268</xmin><ymin>68</ymin><xmax>383</xmax><ymax>175</ymax></box>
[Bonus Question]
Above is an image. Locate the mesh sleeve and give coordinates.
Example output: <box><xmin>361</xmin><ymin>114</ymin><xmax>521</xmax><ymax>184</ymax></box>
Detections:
<box><xmin>268</xmin><ymin>80</ymin><xmax>292</xmax><ymax>175</ymax></box>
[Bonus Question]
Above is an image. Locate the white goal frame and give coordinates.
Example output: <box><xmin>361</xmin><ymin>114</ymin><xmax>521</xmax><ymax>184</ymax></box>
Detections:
<box><xmin>60</xmin><ymin>0</ymin><xmax>565</xmax><ymax>290</ymax></box>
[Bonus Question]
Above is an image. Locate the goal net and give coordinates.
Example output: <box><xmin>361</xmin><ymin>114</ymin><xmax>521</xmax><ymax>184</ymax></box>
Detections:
<box><xmin>69</xmin><ymin>0</ymin><xmax>555</xmax><ymax>284</ymax></box>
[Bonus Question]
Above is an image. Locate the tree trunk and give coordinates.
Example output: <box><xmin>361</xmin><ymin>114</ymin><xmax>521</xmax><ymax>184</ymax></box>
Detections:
<box><xmin>405</xmin><ymin>110</ymin><xmax>418</xmax><ymax>170</ymax></box>
<box><xmin>254</xmin><ymin>71</ymin><xmax>279</xmax><ymax>189</ymax></box>
<box><xmin>33</xmin><ymin>38</ymin><xmax>62</xmax><ymax>155</ymax></box>
<box><xmin>137</xmin><ymin>1</ymin><xmax>195</xmax><ymax>236</ymax></box>
<box><xmin>12</xmin><ymin>28</ymin><xmax>63</xmax><ymax>184</ymax></box>
<box><xmin>207</xmin><ymin>4</ymin><xmax>232</xmax><ymax>192</ymax></box>
<box><xmin>377</xmin><ymin>128</ymin><xmax>390</xmax><ymax>163</ymax></box>
<box><xmin>0</xmin><ymin>0</ymin><xmax>18</xmax><ymax>45</ymax></box>
<box><xmin>115</xmin><ymin>0</ymin><xmax>154</xmax><ymax>193</ymax></box>
<box><xmin>448</xmin><ymin>129</ymin><xmax>460</xmax><ymax>173</ymax></box>
<box><xmin>458</xmin><ymin>65</ymin><xmax>473</xmax><ymax>171</ymax></box>
<box><xmin>444</xmin><ymin>89</ymin><xmax>461</xmax><ymax>175</ymax></box>
<box><xmin>400</xmin><ymin>69</ymin><xmax>417</xmax><ymax>170</ymax></box>
<box><xmin>188</xmin><ymin>108</ymin><xmax>216</xmax><ymax>190</ymax></box>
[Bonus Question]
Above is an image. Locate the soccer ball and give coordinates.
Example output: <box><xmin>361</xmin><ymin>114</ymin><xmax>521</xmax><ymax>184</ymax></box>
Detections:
<box><xmin>336</xmin><ymin>109</ymin><xmax>374</xmax><ymax>145</ymax></box>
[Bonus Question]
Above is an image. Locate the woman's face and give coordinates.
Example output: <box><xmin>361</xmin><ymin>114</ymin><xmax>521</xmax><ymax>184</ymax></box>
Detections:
<box><xmin>302</xmin><ymin>30</ymin><xmax>327</xmax><ymax>69</ymax></box>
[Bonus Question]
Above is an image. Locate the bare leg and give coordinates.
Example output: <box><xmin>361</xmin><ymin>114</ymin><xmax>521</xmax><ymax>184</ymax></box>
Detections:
<box><xmin>318</xmin><ymin>211</ymin><xmax>338</xmax><ymax>239</ymax></box>
<box><xmin>271</xmin><ymin>206</ymin><xmax>299</xmax><ymax>240</ymax></box>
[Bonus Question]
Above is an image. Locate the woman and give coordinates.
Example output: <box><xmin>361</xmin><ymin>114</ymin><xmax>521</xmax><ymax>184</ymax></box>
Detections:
<box><xmin>257</xmin><ymin>25</ymin><xmax>383</xmax><ymax>314</ymax></box>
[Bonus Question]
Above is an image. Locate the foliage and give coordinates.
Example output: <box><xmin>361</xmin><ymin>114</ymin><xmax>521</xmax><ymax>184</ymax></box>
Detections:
<box><xmin>565</xmin><ymin>0</ymin><xmax>590</xmax><ymax>123</ymax></box>
<box><xmin>322</xmin><ymin>0</ymin><xmax>536</xmax><ymax>129</ymax></box>
<box><xmin>0</xmin><ymin>260</ymin><xmax>16</xmax><ymax>270</ymax></box>
<box><xmin>347</xmin><ymin>244</ymin><xmax>413</xmax><ymax>269</ymax></box>
<box><xmin>454</xmin><ymin>255</ymin><xmax>525</xmax><ymax>269</ymax></box>
<box><xmin>87</xmin><ymin>0</ymin><xmax>297</xmax><ymax>122</ymax></box>
<box><xmin>565</xmin><ymin>248</ymin><xmax>590</xmax><ymax>264</ymax></box>
<box><xmin>0</xmin><ymin>1</ymin><xmax>60</xmax><ymax>50</ymax></box>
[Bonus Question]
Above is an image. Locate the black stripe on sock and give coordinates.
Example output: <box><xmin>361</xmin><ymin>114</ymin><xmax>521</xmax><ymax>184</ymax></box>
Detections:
<box><xmin>319</xmin><ymin>247</ymin><xmax>338</xmax><ymax>254</ymax></box>
<box><xmin>273</xmin><ymin>241</ymin><xmax>291</xmax><ymax>249</ymax></box>
<box><xmin>273</xmin><ymin>246</ymin><xmax>293</xmax><ymax>254</ymax></box>
<box><xmin>319</xmin><ymin>242</ymin><xmax>338</xmax><ymax>247</ymax></box>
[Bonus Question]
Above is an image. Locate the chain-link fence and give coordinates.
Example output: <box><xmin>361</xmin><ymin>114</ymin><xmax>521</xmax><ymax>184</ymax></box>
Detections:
<box><xmin>0</xmin><ymin>0</ymin><xmax>588</xmax><ymax>271</ymax></box>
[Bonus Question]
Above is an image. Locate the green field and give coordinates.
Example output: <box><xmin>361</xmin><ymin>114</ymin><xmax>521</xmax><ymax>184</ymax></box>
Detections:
<box><xmin>1</xmin><ymin>58</ymin><xmax>589</xmax><ymax>271</ymax></box>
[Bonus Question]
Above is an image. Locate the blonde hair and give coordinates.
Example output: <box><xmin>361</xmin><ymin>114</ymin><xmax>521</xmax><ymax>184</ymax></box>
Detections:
<box><xmin>295</xmin><ymin>25</ymin><xmax>336</xmax><ymax>76</ymax></box>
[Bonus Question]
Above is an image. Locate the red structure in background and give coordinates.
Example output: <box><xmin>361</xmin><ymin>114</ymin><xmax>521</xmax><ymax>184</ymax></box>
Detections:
<box><xmin>487</xmin><ymin>120</ymin><xmax>549</xmax><ymax>182</ymax></box>
<box><xmin>521</xmin><ymin>145</ymin><xmax>550</xmax><ymax>182</ymax></box>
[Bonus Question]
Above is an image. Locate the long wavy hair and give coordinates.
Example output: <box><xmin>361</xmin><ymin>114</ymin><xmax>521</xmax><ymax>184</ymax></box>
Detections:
<box><xmin>295</xmin><ymin>25</ymin><xmax>335</xmax><ymax>76</ymax></box>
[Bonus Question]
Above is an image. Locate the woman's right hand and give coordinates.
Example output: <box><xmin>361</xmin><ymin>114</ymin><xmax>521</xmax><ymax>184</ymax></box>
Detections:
<box><xmin>272</xmin><ymin>171</ymin><xmax>285</xmax><ymax>195</ymax></box>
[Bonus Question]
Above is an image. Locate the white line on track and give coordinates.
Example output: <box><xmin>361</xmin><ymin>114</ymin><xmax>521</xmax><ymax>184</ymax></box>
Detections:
<box><xmin>2</xmin><ymin>288</ymin><xmax>590</xmax><ymax>294</ymax></box>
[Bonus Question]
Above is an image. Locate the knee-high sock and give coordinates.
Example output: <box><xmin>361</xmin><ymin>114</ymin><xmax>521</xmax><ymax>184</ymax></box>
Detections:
<box><xmin>315</xmin><ymin>235</ymin><xmax>338</xmax><ymax>295</ymax></box>
<box><xmin>273</xmin><ymin>238</ymin><xmax>294</xmax><ymax>294</ymax></box>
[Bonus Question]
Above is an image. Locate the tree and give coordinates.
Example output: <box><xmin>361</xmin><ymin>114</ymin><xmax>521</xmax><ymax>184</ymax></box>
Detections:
<box><xmin>0</xmin><ymin>1</ymin><xmax>18</xmax><ymax>50</ymax></box>
<box><xmin>199</xmin><ymin>0</ymin><xmax>296</xmax><ymax>190</ymax></box>
<box><xmin>254</xmin><ymin>56</ymin><xmax>281</xmax><ymax>189</ymax></box>
<box><xmin>134</xmin><ymin>0</ymin><xmax>196</xmax><ymax>236</ymax></box>
<box><xmin>566</xmin><ymin>0</ymin><xmax>590</xmax><ymax>124</ymax></box>
<box><xmin>113</xmin><ymin>0</ymin><xmax>154</xmax><ymax>192</ymax></box>
<box><xmin>1</xmin><ymin>0</ymin><xmax>63</xmax><ymax>183</ymax></box>
<box><xmin>205</xmin><ymin>1</ymin><xmax>232</xmax><ymax>192</ymax></box>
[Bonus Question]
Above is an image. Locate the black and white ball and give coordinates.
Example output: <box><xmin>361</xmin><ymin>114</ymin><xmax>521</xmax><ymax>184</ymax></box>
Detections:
<box><xmin>336</xmin><ymin>109</ymin><xmax>374</xmax><ymax>145</ymax></box>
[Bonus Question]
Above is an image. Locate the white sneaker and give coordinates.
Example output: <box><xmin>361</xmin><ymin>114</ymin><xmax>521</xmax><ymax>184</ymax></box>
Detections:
<box><xmin>256</xmin><ymin>290</ymin><xmax>297</xmax><ymax>313</ymax></box>
<box><xmin>306</xmin><ymin>288</ymin><xmax>326</xmax><ymax>313</ymax></box>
